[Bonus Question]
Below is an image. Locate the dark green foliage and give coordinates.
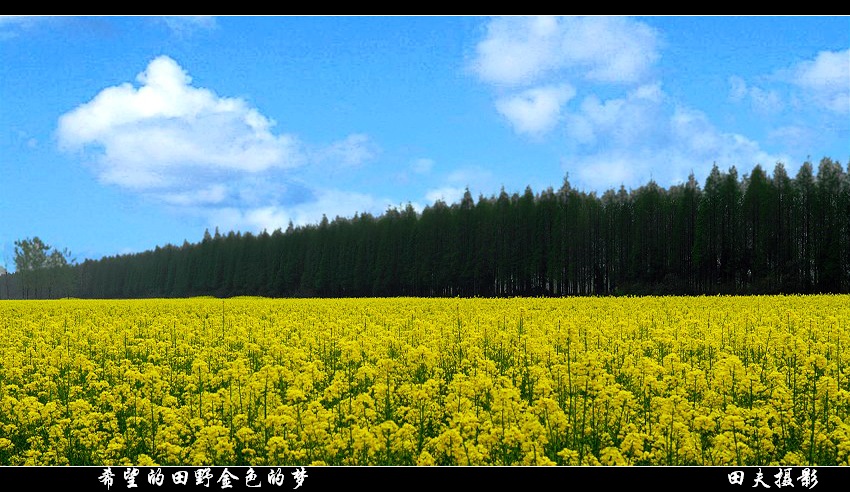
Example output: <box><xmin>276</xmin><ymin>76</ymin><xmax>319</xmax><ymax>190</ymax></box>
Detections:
<box><xmin>8</xmin><ymin>237</ymin><xmax>75</xmax><ymax>299</ymax></box>
<box><xmin>2</xmin><ymin>158</ymin><xmax>848</xmax><ymax>299</ymax></box>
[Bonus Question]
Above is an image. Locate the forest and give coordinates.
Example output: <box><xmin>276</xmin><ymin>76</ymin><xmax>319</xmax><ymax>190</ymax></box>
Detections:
<box><xmin>2</xmin><ymin>158</ymin><xmax>849</xmax><ymax>299</ymax></box>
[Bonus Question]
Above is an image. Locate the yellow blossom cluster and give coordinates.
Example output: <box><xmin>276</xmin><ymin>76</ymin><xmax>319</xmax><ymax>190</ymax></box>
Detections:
<box><xmin>0</xmin><ymin>295</ymin><xmax>848</xmax><ymax>466</ymax></box>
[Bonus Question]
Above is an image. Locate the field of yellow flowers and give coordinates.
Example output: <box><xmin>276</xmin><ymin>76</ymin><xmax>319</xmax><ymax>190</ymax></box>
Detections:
<box><xmin>1</xmin><ymin>296</ymin><xmax>848</xmax><ymax>466</ymax></box>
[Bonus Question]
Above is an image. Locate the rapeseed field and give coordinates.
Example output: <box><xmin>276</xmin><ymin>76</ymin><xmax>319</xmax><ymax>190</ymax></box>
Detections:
<box><xmin>1</xmin><ymin>296</ymin><xmax>848</xmax><ymax>466</ymax></box>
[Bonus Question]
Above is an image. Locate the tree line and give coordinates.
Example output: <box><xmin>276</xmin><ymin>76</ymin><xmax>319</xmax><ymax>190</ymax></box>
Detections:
<box><xmin>2</xmin><ymin>158</ymin><xmax>849</xmax><ymax>299</ymax></box>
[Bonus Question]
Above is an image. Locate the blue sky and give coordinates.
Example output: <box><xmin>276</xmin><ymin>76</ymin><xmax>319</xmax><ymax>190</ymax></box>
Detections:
<box><xmin>1</xmin><ymin>16</ymin><xmax>848</xmax><ymax>271</ymax></box>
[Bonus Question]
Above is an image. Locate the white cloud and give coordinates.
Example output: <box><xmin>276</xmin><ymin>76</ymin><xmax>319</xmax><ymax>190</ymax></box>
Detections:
<box><xmin>470</xmin><ymin>17</ymin><xmax>819</xmax><ymax>193</ymax></box>
<box><xmin>496</xmin><ymin>84</ymin><xmax>575</xmax><ymax>137</ymax></box>
<box><xmin>58</xmin><ymin>55</ymin><xmax>303</xmax><ymax>189</ymax></box>
<box><xmin>472</xmin><ymin>16</ymin><xmax>660</xmax><ymax>86</ymax></box>
<box><xmin>558</xmin><ymin>17</ymin><xmax>660</xmax><ymax>84</ymax></box>
<box><xmin>727</xmin><ymin>75</ymin><xmax>783</xmax><ymax>114</ymax></box>
<box><xmin>563</xmin><ymin>88</ymin><xmax>786</xmax><ymax>190</ymax></box>
<box><xmin>474</xmin><ymin>16</ymin><xmax>661</xmax><ymax>140</ymax></box>
<box><xmin>425</xmin><ymin>186</ymin><xmax>466</xmax><ymax>205</ymax></box>
<box><xmin>424</xmin><ymin>166</ymin><xmax>494</xmax><ymax>205</ymax></box>
<box><xmin>58</xmin><ymin>55</ymin><xmax>389</xmax><ymax>235</ymax></box>
<box><xmin>791</xmin><ymin>48</ymin><xmax>850</xmax><ymax>114</ymax></box>
<box><xmin>565</xmin><ymin>83</ymin><xmax>665</xmax><ymax>147</ymax></box>
<box><xmin>158</xmin><ymin>184</ymin><xmax>229</xmax><ymax>207</ymax></box>
<box><xmin>473</xmin><ymin>16</ymin><xmax>563</xmax><ymax>86</ymax></box>
<box><xmin>730</xmin><ymin>49</ymin><xmax>849</xmax><ymax>116</ymax></box>
<box><xmin>210</xmin><ymin>206</ymin><xmax>291</xmax><ymax>234</ymax></box>
<box><xmin>574</xmin><ymin>154</ymin><xmax>638</xmax><ymax>189</ymax></box>
<box><xmin>304</xmin><ymin>189</ymin><xmax>390</xmax><ymax>224</ymax></box>
<box><xmin>669</xmin><ymin>106</ymin><xmax>779</xmax><ymax>169</ymax></box>
<box><xmin>209</xmin><ymin>188</ymin><xmax>391</xmax><ymax>233</ymax></box>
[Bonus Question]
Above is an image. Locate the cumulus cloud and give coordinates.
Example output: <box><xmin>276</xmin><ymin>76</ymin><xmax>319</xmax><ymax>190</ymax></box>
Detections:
<box><xmin>157</xmin><ymin>184</ymin><xmax>229</xmax><ymax>207</ymax></box>
<box><xmin>295</xmin><ymin>189</ymin><xmax>390</xmax><ymax>225</ymax></box>
<box><xmin>472</xmin><ymin>16</ymin><xmax>563</xmax><ymax>86</ymax></box>
<box><xmin>565</xmin><ymin>83</ymin><xmax>664</xmax><ymax>147</ymax></box>
<box><xmin>425</xmin><ymin>187</ymin><xmax>466</xmax><ymax>205</ymax></box>
<box><xmin>57</xmin><ymin>55</ymin><xmax>388</xmax><ymax>234</ymax></box>
<box><xmin>723</xmin><ymin>49</ymin><xmax>849</xmax><ymax>160</ymax></box>
<box><xmin>469</xmin><ymin>17</ymin><xmax>788</xmax><ymax>192</ymax></box>
<box><xmin>730</xmin><ymin>49</ymin><xmax>849</xmax><ymax>116</ymax></box>
<box><xmin>496</xmin><ymin>84</ymin><xmax>575</xmax><ymax>137</ymax></box>
<box><xmin>424</xmin><ymin>166</ymin><xmax>494</xmax><ymax>205</ymax></box>
<box><xmin>669</xmin><ymin>106</ymin><xmax>779</xmax><ymax>168</ymax></box>
<box><xmin>158</xmin><ymin>178</ymin><xmax>393</xmax><ymax>234</ymax></box>
<box><xmin>58</xmin><ymin>55</ymin><xmax>302</xmax><ymax>189</ymax></box>
<box><xmin>727</xmin><ymin>75</ymin><xmax>783</xmax><ymax>114</ymax></box>
<box><xmin>209</xmin><ymin>189</ymin><xmax>392</xmax><ymax>233</ymax></box>
<box><xmin>564</xmin><ymin>88</ymin><xmax>785</xmax><ymax>190</ymax></box>
<box><xmin>572</xmin><ymin>154</ymin><xmax>639</xmax><ymax>189</ymax></box>
<box><xmin>472</xmin><ymin>16</ymin><xmax>660</xmax><ymax>86</ymax></box>
<box><xmin>209</xmin><ymin>207</ymin><xmax>289</xmax><ymax>235</ymax></box>
<box><xmin>473</xmin><ymin>16</ymin><xmax>663</xmax><ymax>144</ymax></box>
<box><xmin>791</xmin><ymin>48</ymin><xmax>850</xmax><ymax>114</ymax></box>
